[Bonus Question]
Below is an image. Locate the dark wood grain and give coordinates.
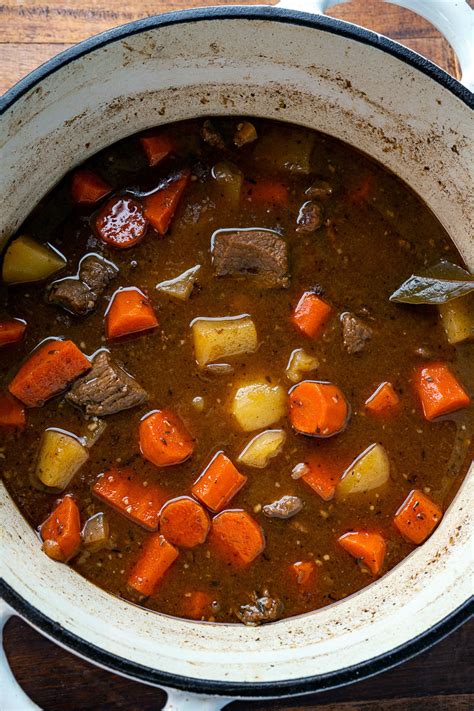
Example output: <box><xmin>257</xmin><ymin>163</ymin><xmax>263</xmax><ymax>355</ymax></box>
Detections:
<box><xmin>4</xmin><ymin>617</ymin><xmax>473</xmax><ymax>709</ymax></box>
<box><xmin>1</xmin><ymin>0</ymin><xmax>472</xmax><ymax>708</ymax></box>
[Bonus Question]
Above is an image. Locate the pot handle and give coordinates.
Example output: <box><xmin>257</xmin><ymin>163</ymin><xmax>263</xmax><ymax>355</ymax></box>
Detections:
<box><xmin>162</xmin><ymin>687</ymin><xmax>230</xmax><ymax>710</ymax></box>
<box><xmin>0</xmin><ymin>600</ymin><xmax>42</xmax><ymax>710</ymax></box>
<box><xmin>277</xmin><ymin>0</ymin><xmax>474</xmax><ymax>91</ymax></box>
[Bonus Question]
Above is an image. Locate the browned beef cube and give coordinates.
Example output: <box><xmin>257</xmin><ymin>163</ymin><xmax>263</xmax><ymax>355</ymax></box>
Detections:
<box><xmin>212</xmin><ymin>229</ymin><xmax>289</xmax><ymax>288</ymax></box>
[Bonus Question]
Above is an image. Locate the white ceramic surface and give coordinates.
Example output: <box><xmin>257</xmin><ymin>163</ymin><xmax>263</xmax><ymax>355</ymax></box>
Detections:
<box><xmin>0</xmin><ymin>2</ymin><xmax>473</xmax><ymax>710</ymax></box>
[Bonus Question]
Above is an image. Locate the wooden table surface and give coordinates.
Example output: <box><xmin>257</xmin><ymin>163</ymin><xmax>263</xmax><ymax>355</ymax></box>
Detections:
<box><xmin>2</xmin><ymin>1</ymin><xmax>472</xmax><ymax>709</ymax></box>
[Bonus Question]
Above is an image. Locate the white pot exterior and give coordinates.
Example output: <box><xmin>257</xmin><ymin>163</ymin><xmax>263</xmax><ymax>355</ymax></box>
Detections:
<box><xmin>1</xmin><ymin>6</ymin><xmax>473</xmax><ymax>697</ymax></box>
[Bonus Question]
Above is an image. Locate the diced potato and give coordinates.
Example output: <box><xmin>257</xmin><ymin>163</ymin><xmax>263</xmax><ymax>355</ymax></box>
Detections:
<box><xmin>438</xmin><ymin>293</ymin><xmax>474</xmax><ymax>344</ymax></box>
<box><xmin>253</xmin><ymin>127</ymin><xmax>314</xmax><ymax>175</ymax></box>
<box><xmin>2</xmin><ymin>235</ymin><xmax>66</xmax><ymax>284</ymax></box>
<box><xmin>36</xmin><ymin>428</ymin><xmax>89</xmax><ymax>490</ymax></box>
<box><xmin>191</xmin><ymin>314</ymin><xmax>257</xmax><ymax>367</ymax></box>
<box><xmin>231</xmin><ymin>380</ymin><xmax>286</xmax><ymax>431</ymax></box>
<box><xmin>286</xmin><ymin>348</ymin><xmax>319</xmax><ymax>383</ymax></box>
<box><xmin>82</xmin><ymin>512</ymin><xmax>109</xmax><ymax>551</ymax></box>
<box><xmin>238</xmin><ymin>429</ymin><xmax>286</xmax><ymax>468</ymax></box>
<box><xmin>156</xmin><ymin>264</ymin><xmax>201</xmax><ymax>301</ymax></box>
<box><xmin>234</xmin><ymin>121</ymin><xmax>258</xmax><ymax>148</ymax></box>
<box><xmin>212</xmin><ymin>161</ymin><xmax>244</xmax><ymax>206</ymax></box>
<box><xmin>337</xmin><ymin>444</ymin><xmax>390</xmax><ymax>497</ymax></box>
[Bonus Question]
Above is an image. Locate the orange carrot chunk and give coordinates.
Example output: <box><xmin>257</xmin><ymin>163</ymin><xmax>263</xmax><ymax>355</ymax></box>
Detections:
<box><xmin>288</xmin><ymin>560</ymin><xmax>317</xmax><ymax>591</ymax></box>
<box><xmin>95</xmin><ymin>196</ymin><xmax>148</xmax><ymax>248</ymax></box>
<box><xmin>128</xmin><ymin>533</ymin><xmax>178</xmax><ymax>596</ymax></box>
<box><xmin>338</xmin><ymin>530</ymin><xmax>386</xmax><ymax>575</ymax></box>
<box><xmin>181</xmin><ymin>591</ymin><xmax>214</xmax><ymax>620</ymax></box>
<box><xmin>160</xmin><ymin>497</ymin><xmax>210</xmax><ymax>548</ymax></box>
<box><xmin>192</xmin><ymin>452</ymin><xmax>247</xmax><ymax>513</ymax></box>
<box><xmin>139</xmin><ymin>134</ymin><xmax>174</xmax><ymax>167</ymax></box>
<box><xmin>289</xmin><ymin>380</ymin><xmax>349</xmax><ymax>437</ymax></box>
<box><xmin>291</xmin><ymin>292</ymin><xmax>332</xmax><ymax>339</ymax></box>
<box><xmin>0</xmin><ymin>319</ymin><xmax>27</xmax><ymax>347</ymax></box>
<box><xmin>209</xmin><ymin>510</ymin><xmax>265</xmax><ymax>567</ymax></box>
<box><xmin>9</xmin><ymin>339</ymin><xmax>90</xmax><ymax>407</ymax></box>
<box><xmin>106</xmin><ymin>287</ymin><xmax>159</xmax><ymax>339</ymax></box>
<box><xmin>41</xmin><ymin>496</ymin><xmax>81</xmax><ymax>562</ymax></box>
<box><xmin>346</xmin><ymin>174</ymin><xmax>373</xmax><ymax>205</ymax></box>
<box><xmin>302</xmin><ymin>456</ymin><xmax>343</xmax><ymax>501</ymax></box>
<box><xmin>71</xmin><ymin>169</ymin><xmax>111</xmax><ymax>205</ymax></box>
<box><xmin>0</xmin><ymin>392</ymin><xmax>26</xmax><ymax>430</ymax></box>
<box><xmin>139</xmin><ymin>410</ymin><xmax>194</xmax><ymax>467</ymax></box>
<box><xmin>243</xmin><ymin>179</ymin><xmax>289</xmax><ymax>206</ymax></box>
<box><xmin>93</xmin><ymin>468</ymin><xmax>168</xmax><ymax>531</ymax></box>
<box><xmin>414</xmin><ymin>362</ymin><xmax>470</xmax><ymax>421</ymax></box>
<box><xmin>394</xmin><ymin>489</ymin><xmax>443</xmax><ymax>544</ymax></box>
<box><xmin>143</xmin><ymin>169</ymin><xmax>190</xmax><ymax>235</ymax></box>
<box><xmin>365</xmin><ymin>381</ymin><xmax>400</xmax><ymax>416</ymax></box>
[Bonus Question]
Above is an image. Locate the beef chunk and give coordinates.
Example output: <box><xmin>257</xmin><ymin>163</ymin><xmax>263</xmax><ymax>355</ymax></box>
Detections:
<box><xmin>235</xmin><ymin>591</ymin><xmax>284</xmax><ymax>626</ymax></box>
<box><xmin>201</xmin><ymin>120</ymin><xmax>225</xmax><ymax>149</ymax></box>
<box><xmin>80</xmin><ymin>254</ymin><xmax>117</xmax><ymax>292</ymax></box>
<box><xmin>296</xmin><ymin>201</ymin><xmax>323</xmax><ymax>233</ymax></box>
<box><xmin>341</xmin><ymin>312</ymin><xmax>373</xmax><ymax>354</ymax></box>
<box><xmin>263</xmin><ymin>495</ymin><xmax>303</xmax><ymax>519</ymax></box>
<box><xmin>66</xmin><ymin>351</ymin><xmax>147</xmax><ymax>416</ymax></box>
<box><xmin>48</xmin><ymin>254</ymin><xmax>117</xmax><ymax>315</ymax></box>
<box><xmin>212</xmin><ymin>229</ymin><xmax>289</xmax><ymax>288</ymax></box>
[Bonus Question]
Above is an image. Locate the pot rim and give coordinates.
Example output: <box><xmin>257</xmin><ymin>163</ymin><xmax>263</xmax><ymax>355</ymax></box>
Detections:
<box><xmin>1</xmin><ymin>4</ymin><xmax>473</xmax><ymax>699</ymax></box>
<box><xmin>0</xmin><ymin>5</ymin><xmax>473</xmax><ymax>115</ymax></box>
<box><xmin>1</xmin><ymin>580</ymin><xmax>472</xmax><ymax>697</ymax></box>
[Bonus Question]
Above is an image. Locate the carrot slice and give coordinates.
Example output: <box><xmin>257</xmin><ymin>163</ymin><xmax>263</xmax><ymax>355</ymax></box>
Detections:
<box><xmin>365</xmin><ymin>381</ymin><xmax>400</xmax><ymax>416</ymax></box>
<box><xmin>0</xmin><ymin>392</ymin><xmax>26</xmax><ymax>430</ymax></box>
<box><xmin>291</xmin><ymin>292</ymin><xmax>332</xmax><ymax>339</ymax></box>
<box><xmin>140</xmin><ymin>134</ymin><xmax>174</xmax><ymax>167</ymax></box>
<box><xmin>289</xmin><ymin>380</ymin><xmax>349</xmax><ymax>437</ymax></box>
<box><xmin>139</xmin><ymin>410</ymin><xmax>194</xmax><ymax>467</ymax></box>
<box><xmin>0</xmin><ymin>319</ymin><xmax>27</xmax><ymax>347</ymax></box>
<box><xmin>143</xmin><ymin>169</ymin><xmax>190</xmax><ymax>235</ymax></box>
<box><xmin>9</xmin><ymin>339</ymin><xmax>90</xmax><ymax>407</ymax></box>
<box><xmin>106</xmin><ymin>287</ymin><xmax>159</xmax><ymax>339</ymax></box>
<box><xmin>394</xmin><ymin>489</ymin><xmax>443</xmax><ymax>544</ymax></box>
<box><xmin>41</xmin><ymin>496</ymin><xmax>81</xmax><ymax>562</ymax></box>
<box><xmin>302</xmin><ymin>456</ymin><xmax>343</xmax><ymax>501</ymax></box>
<box><xmin>71</xmin><ymin>169</ymin><xmax>111</xmax><ymax>205</ymax></box>
<box><xmin>93</xmin><ymin>468</ymin><xmax>169</xmax><ymax>530</ymax></box>
<box><xmin>128</xmin><ymin>533</ymin><xmax>178</xmax><ymax>596</ymax></box>
<box><xmin>414</xmin><ymin>362</ymin><xmax>470</xmax><ymax>420</ymax></box>
<box><xmin>347</xmin><ymin>174</ymin><xmax>373</xmax><ymax>205</ymax></box>
<box><xmin>192</xmin><ymin>452</ymin><xmax>247</xmax><ymax>513</ymax></box>
<box><xmin>181</xmin><ymin>591</ymin><xmax>214</xmax><ymax>620</ymax></box>
<box><xmin>288</xmin><ymin>560</ymin><xmax>317</xmax><ymax>591</ymax></box>
<box><xmin>243</xmin><ymin>179</ymin><xmax>289</xmax><ymax>206</ymax></box>
<box><xmin>338</xmin><ymin>530</ymin><xmax>386</xmax><ymax>575</ymax></box>
<box><xmin>209</xmin><ymin>510</ymin><xmax>265</xmax><ymax>567</ymax></box>
<box><xmin>95</xmin><ymin>196</ymin><xmax>148</xmax><ymax>248</ymax></box>
<box><xmin>160</xmin><ymin>497</ymin><xmax>210</xmax><ymax>547</ymax></box>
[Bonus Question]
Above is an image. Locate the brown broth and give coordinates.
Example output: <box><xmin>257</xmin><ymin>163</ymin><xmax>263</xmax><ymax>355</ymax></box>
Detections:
<box><xmin>1</xmin><ymin>118</ymin><xmax>472</xmax><ymax>623</ymax></box>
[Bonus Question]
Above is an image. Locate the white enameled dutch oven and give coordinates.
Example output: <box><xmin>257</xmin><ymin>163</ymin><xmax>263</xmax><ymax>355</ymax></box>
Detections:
<box><xmin>1</xmin><ymin>1</ymin><xmax>473</xmax><ymax>709</ymax></box>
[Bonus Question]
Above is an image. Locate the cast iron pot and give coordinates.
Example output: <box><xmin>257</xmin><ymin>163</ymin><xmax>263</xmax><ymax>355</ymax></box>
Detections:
<box><xmin>1</xmin><ymin>1</ymin><xmax>473</xmax><ymax>709</ymax></box>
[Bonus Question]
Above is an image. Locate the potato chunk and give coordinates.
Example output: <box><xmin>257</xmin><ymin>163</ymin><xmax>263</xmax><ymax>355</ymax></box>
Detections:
<box><xmin>191</xmin><ymin>314</ymin><xmax>257</xmax><ymax>367</ymax></box>
<box><xmin>438</xmin><ymin>293</ymin><xmax>474</xmax><ymax>344</ymax></box>
<box><xmin>2</xmin><ymin>235</ymin><xmax>66</xmax><ymax>284</ymax></box>
<box><xmin>285</xmin><ymin>348</ymin><xmax>319</xmax><ymax>383</ymax></box>
<box><xmin>156</xmin><ymin>264</ymin><xmax>201</xmax><ymax>301</ymax></box>
<box><xmin>36</xmin><ymin>428</ymin><xmax>89</xmax><ymax>490</ymax></box>
<box><xmin>238</xmin><ymin>429</ymin><xmax>286</xmax><ymax>468</ymax></box>
<box><xmin>212</xmin><ymin>161</ymin><xmax>243</xmax><ymax>207</ymax></box>
<box><xmin>254</xmin><ymin>127</ymin><xmax>314</xmax><ymax>174</ymax></box>
<box><xmin>337</xmin><ymin>443</ymin><xmax>390</xmax><ymax>497</ymax></box>
<box><xmin>231</xmin><ymin>380</ymin><xmax>286</xmax><ymax>431</ymax></box>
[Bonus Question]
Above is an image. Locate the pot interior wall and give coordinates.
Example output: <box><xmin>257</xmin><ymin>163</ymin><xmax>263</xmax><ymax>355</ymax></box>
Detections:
<box><xmin>1</xmin><ymin>11</ymin><xmax>473</xmax><ymax>687</ymax></box>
